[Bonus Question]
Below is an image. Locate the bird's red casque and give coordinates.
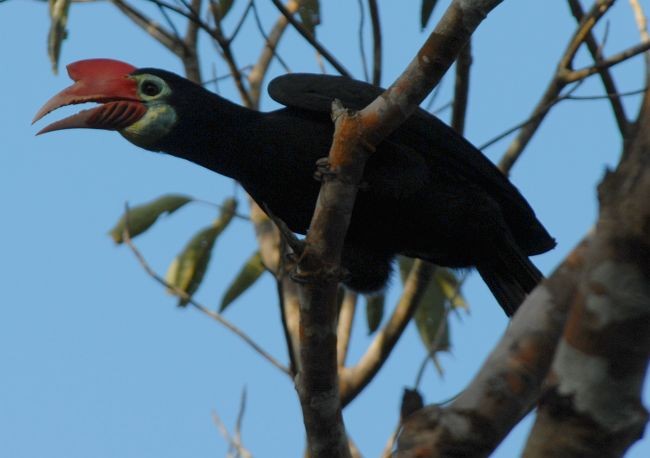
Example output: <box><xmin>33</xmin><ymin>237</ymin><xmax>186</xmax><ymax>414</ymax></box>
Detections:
<box><xmin>33</xmin><ymin>58</ymin><xmax>147</xmax><ymax>134</ymax></box>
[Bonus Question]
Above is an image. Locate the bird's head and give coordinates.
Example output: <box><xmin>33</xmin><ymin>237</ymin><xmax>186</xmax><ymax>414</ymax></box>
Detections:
<box><xmin>33</xmin><ymin>58</ymin><xmax>181</xmax><ymax>150</ymax></box>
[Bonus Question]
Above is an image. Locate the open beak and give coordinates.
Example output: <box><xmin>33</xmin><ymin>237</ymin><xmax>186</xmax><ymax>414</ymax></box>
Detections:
<box><xmin>33</xmin><ymin>58</ymin><xmax>147</xmax><ymax>135</ymax></box>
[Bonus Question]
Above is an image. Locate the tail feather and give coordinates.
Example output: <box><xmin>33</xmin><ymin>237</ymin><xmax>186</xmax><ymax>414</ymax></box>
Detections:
<box><xmin>477</xmin><ymin>239</ymin><xmax>544</xmax><ymax>316</ymax></box>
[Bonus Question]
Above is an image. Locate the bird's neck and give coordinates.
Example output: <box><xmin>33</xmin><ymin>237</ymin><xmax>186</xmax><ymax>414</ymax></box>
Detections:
<box><xmin>159</xmin><ymin>93</ymin><xmax>265</xmax><ymax>181</ymax></box>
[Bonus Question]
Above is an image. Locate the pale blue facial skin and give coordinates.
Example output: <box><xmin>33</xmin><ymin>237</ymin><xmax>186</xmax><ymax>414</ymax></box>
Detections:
<box><xmin>120</xmin><ymin>74</ymin><xmax>178</xmax><ymax>149</ymax></box>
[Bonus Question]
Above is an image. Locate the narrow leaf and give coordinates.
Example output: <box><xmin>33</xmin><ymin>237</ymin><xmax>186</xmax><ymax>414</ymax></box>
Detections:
<box><xmin>214</xmin><ymin>0</ymin><xmax>235</xmax><ymax>21</ymax></box>
<box><xmin>365</xmin><ymin>294</ymin><xmax>385</xmax><ymax>335</ymax></box>
<box><xmin>109</xmin><ymin>194</ymin><xmax>192</xmax><ymax>244</ymax></box>
<box><xmin>398</xmin><ymin>257</ymin><xmax>457</xmax><ymax>353</ymax></box>
<box><xmin>298</xmin><ymin>0</ymin><xmax>320</xmax><ymax>36</ymax></box>
<box><xmin>435</xmin><ymin>268</ymin><xmax>469</xmax><ymax>310</ymax></box>
<box><xmin>420</xmin><ymin>0</ymin><xmax>439</xmax><ymax>30</ymax></box>
<box><xmin>48</xmin><ymin>0</ymin><xmax>72</xmax><ymax>74</ymax></box>
<box><xmin>165</xmin><ymin>198</ymin><xmax>237</xmax><ymax>306</ymax></box>
<box><xmin>220</xmin><ymin>251</ymin><xmax>265</xmax><ymax>312</ymax></box>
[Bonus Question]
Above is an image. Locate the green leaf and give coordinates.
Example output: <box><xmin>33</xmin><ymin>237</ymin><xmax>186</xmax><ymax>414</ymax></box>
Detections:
<box><xmin>365</xmin><ymin>294</ymin><xmax>385</xmax><ymax>335</ymax></box>
<box><xmin>48</xmin><ymin>0</ymin><xmax>72</xmax><ymax>74</ymax></box>
<box><xmin>220</xmin><ymin>251</ymin><xmax>265</xmax><ymax>312</ymax></box>
<box><xmin>298</xmin><ymin>0</ymin><xmax>320</xmax><ymax>36</ymax></box>
<box><xmin>397</xmin><ymin>257</ymin><xmax>465</xmax><ymax>354</ymax></box>
<box><xmin>109</xmin><ymin>194</ymin><xmax>192</xmax><ymax>244</ymax></box>
<box><xmin>420</xmin><ymin>0</ymin><xmax>439</xmax><ymax>30</ymax></box>
<box><xmin>214</xmin><ymin>0</ymin><xmax>235</xmax><ymax>21</ymax></box>
<box><xmin>165</xmin><ymin>198</ymin><xmax>237</xmax><ymax>306</ymax></box>
<box><xmin>435</xmin><ymin>268</ymin><xmax>468</xmax><ymax>310</ymax></box>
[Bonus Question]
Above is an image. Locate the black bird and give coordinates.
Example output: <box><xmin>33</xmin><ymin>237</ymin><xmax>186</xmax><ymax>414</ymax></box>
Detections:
<box><xmin>33</xmin><ymin>59</ymin><xmax>555</xmax><ymax>315</ymax></box>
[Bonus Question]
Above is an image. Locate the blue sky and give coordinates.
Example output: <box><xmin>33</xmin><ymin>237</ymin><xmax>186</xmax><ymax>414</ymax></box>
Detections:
<box><xmin>1</xmin><ymin>1</ymin><xmax>648</xmax><ymax>456</ymax></box>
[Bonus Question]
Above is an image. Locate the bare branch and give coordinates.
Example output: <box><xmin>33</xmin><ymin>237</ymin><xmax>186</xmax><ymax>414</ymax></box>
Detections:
<box><xmin>293</xmin><ymin>2</ymin><xmax>505</xmax><ymax>455</ymax></box>
<box><xmin>497</xmin><ymin>0</ymin><xmax>616</xmax><ymax>173</ymax></box>
<box><xmin>451</xmin><ymin>40</ymin><xmax>472</xmax><ymax>135</ymax></box>
<box><xmin>567</xmin><ymin>0</ymin><xmax>628</xmax><ymax>135</ymax></box>
<box><xmin>397</xmin><ymin>236</ymin><xmax>590</xmax><ymax>456</ymax></box>
<box><xmin>121</xmin><ymin>211</ymin><xmax>291</xmax><ymax>377</ymax></box>
<box><xmin>336</xmin><ymin>290</ymin><xmax>357</xmax><ymax>367</ymax></box>
<box><xmin>340</xmin><ymin>261</ymin><xmax>435</xmax><ymax>406</ymax></box>
<box><xmin>248</xmin><ymin>0</ymin><xmax>297</xmax><ymax>108</ymax></box>
<box><xmin>367</xmin><ymin>0</ymin><xmax>382</xmax><ymax>86</ymax></box>
<box><xmin>562</xmin><ymin>39</ymin><xmax>650</xmax><ymax>83</ymax></box>
<box><xmin>111</xmin><ymin>0</ymin><xmax>186</xmax><ymax>56</ymax></box>
<box><xmin>268</xmin><ymin>0</ymin><xmax>352</xmax><ymax>77</ymax></box>
<box><xmin>212</xmin><ymin>406</ymin><xmax>253</xmax><ymax>458</ymax></box>
<box><xmin>523</xmin><ymin>61</ymin><xmax>650</xmax><ymax>458</ymax></box>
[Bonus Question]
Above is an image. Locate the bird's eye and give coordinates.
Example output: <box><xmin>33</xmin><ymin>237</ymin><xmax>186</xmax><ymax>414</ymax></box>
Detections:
<box><xmin>141</xmin><ymin>80</ymin><xmax>162</xmax><ymax>97</ymax></box>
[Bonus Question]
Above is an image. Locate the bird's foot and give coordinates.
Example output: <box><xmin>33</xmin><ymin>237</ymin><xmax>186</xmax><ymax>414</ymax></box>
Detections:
<box><xmin>313</xmin><ymin>157</ymin><xmax>337</xmax><ymax>182</ymax></box>
<box><xmin>314</xmin><ymin>157</ymin><xmax>369</xmax><ymax>189</ymax></box>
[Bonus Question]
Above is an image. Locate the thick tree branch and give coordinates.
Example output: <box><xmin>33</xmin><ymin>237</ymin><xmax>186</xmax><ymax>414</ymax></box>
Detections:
<box><xmin>523</xmin><ymin>68</ymin><xmax>650</xmax><ymax>458</ymax></box>
<box><xmin>397</xmin><ymin>236</ymin><xmax>590</xmax><ymax>456</ymax></box>
<box><xmin>293</xmin><ymin>1</ymin><xmax>505</xmax><ymax>456</ymax></box>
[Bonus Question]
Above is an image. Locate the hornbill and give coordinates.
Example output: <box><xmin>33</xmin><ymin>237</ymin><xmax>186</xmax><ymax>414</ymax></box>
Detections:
<box><xmin>33</xmin><ymin>58</ymin><xmax>555</xmax><ymax>316</ymax></box>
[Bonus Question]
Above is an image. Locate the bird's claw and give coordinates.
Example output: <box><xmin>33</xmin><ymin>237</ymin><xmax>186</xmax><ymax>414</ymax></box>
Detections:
<box><xmin>313</xmin><ymin>157</ymin><xmax>337</xmax><ymax>182</ymax></box>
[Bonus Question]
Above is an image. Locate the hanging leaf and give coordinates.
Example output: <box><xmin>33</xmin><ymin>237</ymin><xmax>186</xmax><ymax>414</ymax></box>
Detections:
<box><xmin>435</xmin><ymin>268</ymin><xmax>469</xmax><ymax>310</ymax></box>
<box><xmin>48</xmin><ymin>0</ymin><xmax>72</xmax><ymax>74</ymax></box>
<box><xmin>420</xmin><ymin>0</ymin><xmax>439</xmax><ymax>30</ymax></box>
<box><xmin>397</xmin><ymin>257</ymin><xmax>465</xmax><ymax>354</ymax></box>
<box><xmin>165</xmin><ymin>198</ymin><xmax>237</xmax><ymax>306</ymax></box>
<box><xmin>298</xmin><ymin>0</ymin><xmax>320</xmax><ymax>36</ymax></box>
<box><xmin>109</xmin><ymin>194</ymin><xmax>192</xmax><ymax>244</ymax></box>
<box><xmin>220</xmin><ymin>251</ymin><xmax>265</xmax><ymax>312</ymax></box>
<box><xmin>213</xmin><ymin>0</ymin><xmax>235</xmax><ymax>21</ymax></box>
<box><xmin>365</xmin><ymin>294</ymin><xmax>385</xmax><ymax>335</ymax></box>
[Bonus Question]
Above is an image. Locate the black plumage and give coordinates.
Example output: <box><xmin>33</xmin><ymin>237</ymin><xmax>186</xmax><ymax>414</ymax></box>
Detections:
<box><xmin>130</xmin><ymin>69</ymin><xmax>554</xmax><ymax>315</ymax></box>
<box><xmin>37</xmin><ymin>63</ymin><xmax>555</xmax><ymax>316</ymax></box>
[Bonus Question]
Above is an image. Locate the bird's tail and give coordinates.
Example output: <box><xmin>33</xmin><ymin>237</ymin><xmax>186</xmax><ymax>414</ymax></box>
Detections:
<box><xmin>476</xmin><ymin>240</ymin><xmax>544</xmax><ymax>316</ymax></box>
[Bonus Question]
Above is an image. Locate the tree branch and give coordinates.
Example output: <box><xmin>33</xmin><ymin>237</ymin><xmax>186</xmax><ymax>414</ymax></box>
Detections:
<box><xmin>340</xmin><ymin>261</ymin><xmax>434</xmax><ymax>407</ymax></box>
<box><xmin>497</xmin><ymin>0</ymin><xmax>616</xmax><ymax>173</ymax></box>
<box><xmin>523</xmin><ymin>58</ymin><xmax>650</xmax><ymax>458</ymax></box>
<box><xmin>268</xmin><ymin>0</ymin><xmax>351</xmax><ymax>77</ymax></box>
<box><xmin>293</xmin><ymin>1</ymin><xmax>505</xmax><ymax>456</ymax></box>
<box><xmin>336</xmin><ymin>290</ymin><xmax>357</xmax><ymax>367</ymax></box>
<box><xmin>567</xmin><ymin>0</ymin><xmax>629</xmax><ymax>135</ymax></box>
<box><xmin>122</xmin><ymin>214</ymin><xmax>291</xmax><ymax>377</ymax></box>
<box><xmin>367</xmin><ymin>0</ymin><xmax>382</xmax><ymax>86</ymax></box>
<box><xmin>397</xmin><ymin>236</ymin><xmax>590</xmax><ymax>456</ymax></box>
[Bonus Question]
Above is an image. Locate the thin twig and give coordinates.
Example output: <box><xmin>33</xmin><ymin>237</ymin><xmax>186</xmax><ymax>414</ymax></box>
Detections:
<box><xmin>356</xmin><ymin>0</ymin><xmax>369</xmax><ymax>82</ymax></box>
<box><xmin>336</xmin><ymin>290</ymin><xmax>357</xmax><ymax>367</ymax></box>
<box><xmin>268</xmin><ymin>0</ymin><xmax>351</xmax><ymax>77</ymax></box>
<box><xmin>367</xmin><ymin>0</ymin><xmax>382</xmax><ymax>86</ymax></box>
<box><xmin>451</xmin><ymin>40</ymin><xmax>472</xmax><ymax>135</ymax></box>
<box><xmin>497</xmin><ymin>0</ymin><xmax>616</xmax><ymax>173</ymax></box>
<box><xmin>482</xmin><ymin>81</ymin><xmax>585</xmax><ymax>151</ymax></box>
<box><xmin>121</xmin><ymin>205</ymin><xmax>291</xmax><ymax>377</ymax></box>
<box><xmin>567</xmin><ymin>0</ymin><xmax>628</xmax><ymax>135</ymax></box>
<box><xmin>563</xmin><ymin>39</ymin><xmax>650</xmax><ymax>83</ymax></box>
<box><xmin>111</xmin><ymin>0</ymin><xmax>186</xmax><ymax>56</ymax></box>
<box><xmin>212</xmin><ymin>408</ymin><xmax>253</xmax><ymax>458</ymax></box>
